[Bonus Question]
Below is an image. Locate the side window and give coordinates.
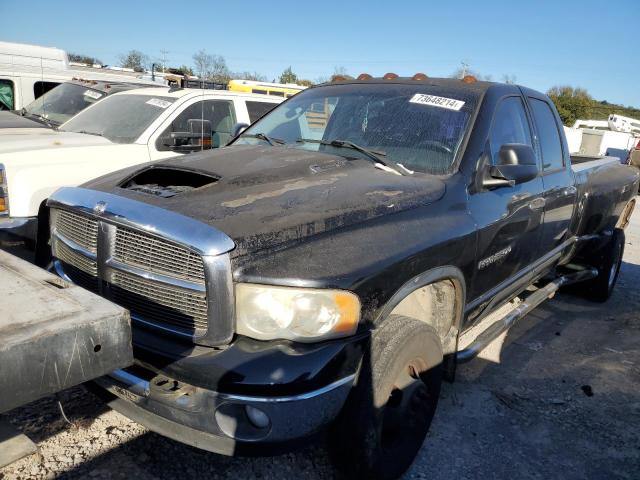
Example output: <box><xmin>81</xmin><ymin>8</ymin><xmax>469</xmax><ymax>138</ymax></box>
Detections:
<box><xmin>246</xmin><ymin>101</ymin><xmax>277</xmax><ymax>123</ymax></box>
<box><xmin>528</xmin><ymin>98</ymin><xmax>564</xmax><ymax>171</ymax></box>
<box><xmin>158</xmin><ymin>100</ymin><xmax>236</xmax><ymax>150</ymax></box>
<box><xmin>0</xmin><ymin>79</ymin><xmax>14</xmax><ymax>110</ymax></box>
<box><xmin>33</xmin><ymin>81</ymin><xmax>59</xmax><ymax>99</ymax></box>
<box><xmin>489</xmin><ymin>97</ymin><xmax>532</xmax><ymax>164</ymax></box>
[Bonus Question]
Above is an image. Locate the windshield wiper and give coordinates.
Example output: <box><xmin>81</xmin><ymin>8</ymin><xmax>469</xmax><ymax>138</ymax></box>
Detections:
<box><xmin>242</xmin><ymin>132</ymin><xmax>286</xmax><ymax>146</ymax></box>
<box><xmin>25</xmin><ymin>112</ymin><xmax>56</xmax><ymax>128</ymax></box>
<box><xmin>296</xmin><ymin>138</ymin><xmax>407</xmax><ymax>175</ymax></box>
<box><xmin>73</xmin><ymin>130</ymin><xmax>104</xmax><ymax>137</ymax></box>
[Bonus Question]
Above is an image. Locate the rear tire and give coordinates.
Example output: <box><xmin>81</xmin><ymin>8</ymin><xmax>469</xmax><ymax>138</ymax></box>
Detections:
<box><xmin>330</xmin><ymin>315</ymin><xmax>443</xmax><ymax>480</ymax></box>
<box><xmin>583</xmin><ymin>228</ymin><xmax>625</xmax><ymax>302</ymax></box>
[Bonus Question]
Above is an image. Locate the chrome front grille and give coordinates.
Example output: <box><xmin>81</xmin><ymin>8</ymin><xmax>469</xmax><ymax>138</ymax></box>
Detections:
<box><xmin>114</xmin><ymin>226</ymin><xmax>205</xmax><ymax>284</ymax></box>
<box><xmin>53</xmin><ymin>209</ymin><xmax>98</xmax><ymax>252</ymax></box>
<box><xmin>111</xmin><ymin>270</ymin><xmax>208</xmax><ymax>332</ymax></box>
<box><xmin>54</xmin><ymin>239</ymin><xmax>98</xmax><ymax>276</ymax></box>
<box><xmin>50</xmin><ymin>207</ymin><xmax>210</xmax><ymax>337</ymax></box>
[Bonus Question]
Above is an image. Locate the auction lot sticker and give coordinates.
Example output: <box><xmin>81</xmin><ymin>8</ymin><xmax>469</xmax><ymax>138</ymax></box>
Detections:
<box><xmin>410</xmin><ymin>94</ymin><xmax>465</xmax><ymax>111</ymax></box>
<box><xmin>146</xmin><ymin>98</ymin><xmax>172</xmax><ymax>109</ymax></box>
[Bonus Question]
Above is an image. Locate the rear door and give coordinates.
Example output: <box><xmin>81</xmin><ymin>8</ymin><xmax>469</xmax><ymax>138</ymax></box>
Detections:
<box><xmin>468</xmin><ymin>95</ymin><xmax>545</xmax><ymax>301</ymax></box>
<box><xmin>526</xmin><ymin>93</ymin><xmax>577</xmax><ymax>252</ymax></box>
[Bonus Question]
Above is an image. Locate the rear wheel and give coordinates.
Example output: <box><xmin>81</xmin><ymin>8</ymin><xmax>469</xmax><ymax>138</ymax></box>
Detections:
<box><xmin>330</xmin><ymin>315</ymin><xmax>443</xmax><ymax>480</ymax></box>
<box><xmin>583</xmin><ymin>228</ymin><xmax>625</xmax><ymax>302</ymax></box>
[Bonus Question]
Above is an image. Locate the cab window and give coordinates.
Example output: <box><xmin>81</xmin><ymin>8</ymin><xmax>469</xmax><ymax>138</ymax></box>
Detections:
<box><xmin>0</xmin><ymin>79</ymin><xmax>14</xmax><ymax>110</ymax></box>
<box><xmin>246</xmin><ymin>101</ymin><xmax>276</xmax><ymax>123</ymax></box>
<box><xmin>158</xmin><ymin>100</ymin><xmax>236</xmax><ymax>150</ymax></box>
<box><xmin>528</xmin><ymin>98</ymin><xmax>564</xmax><ymax>171</ymax></box>
<box><xmin>490</xmin><ymin>97</ymin><xmax>532</xmax><ymax>164</ymax></box>
<box><xmin>33</xmin><ymin>81</ymin><xmax>59</xmax><ymax>99</ymax></box>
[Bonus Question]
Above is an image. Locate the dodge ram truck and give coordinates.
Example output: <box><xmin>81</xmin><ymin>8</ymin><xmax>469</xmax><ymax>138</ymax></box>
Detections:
<box><xmin>46</xmin><ymin>75</ymin><xmax>639</xmax><ymax>479</ymax></box>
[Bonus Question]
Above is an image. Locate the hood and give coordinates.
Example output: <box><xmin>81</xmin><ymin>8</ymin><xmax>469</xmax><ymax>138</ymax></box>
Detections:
<box><xmin>0</xmin><ymin>130</ymin><xmax>113</xmax><ymax>154</ymax></box>
<box><xmin>85</xmin><ymin>145</ymin><xmax>446</xmax><ymax>256</ymax></box>
<box><xmin>0</xmin><ymin>111</ymin><xmax>47</xmax><ymax>130</ymax></box>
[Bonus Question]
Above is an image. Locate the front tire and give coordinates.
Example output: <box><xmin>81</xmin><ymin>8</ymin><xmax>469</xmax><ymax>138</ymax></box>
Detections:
<box><xmin>330</xmin><ymin>315</ymin><xmax>443</xmax><ymax>480</ymax></box>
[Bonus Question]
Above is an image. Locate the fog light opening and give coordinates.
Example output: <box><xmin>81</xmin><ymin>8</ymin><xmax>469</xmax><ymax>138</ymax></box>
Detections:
<box><xmin>245</xmin><ymin>405</ymin><xmax>270</xmax><ymax>429</ymax></box>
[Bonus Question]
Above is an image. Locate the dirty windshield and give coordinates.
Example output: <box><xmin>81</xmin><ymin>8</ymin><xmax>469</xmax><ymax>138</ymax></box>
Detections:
<box><xmin>23</xmin><ymin>83</ymin><xmax>107</xmax><ymax>126</ymax></box>
<box><xmin>236</xmin><ymin>83</ymin><xmax>476</xmax><ymax>174</ymax></box>
<box><xmin>59</xmin><ymin>94</ymin><xmax>175</xmax><ymax>143</ymax></box>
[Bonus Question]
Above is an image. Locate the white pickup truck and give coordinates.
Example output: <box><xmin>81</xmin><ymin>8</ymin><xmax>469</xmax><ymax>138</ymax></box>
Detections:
<box><xmin>0</xmin><ymin>87</ymin><xmax>282</xmax><ymax>246</ymax></box>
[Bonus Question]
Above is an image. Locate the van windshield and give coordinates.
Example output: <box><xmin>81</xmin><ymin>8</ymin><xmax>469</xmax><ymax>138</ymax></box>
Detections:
<box><xmin>60</xmin><ymin>94</ymin><xmax>175</xmax><ymax>143</ymax></box>
<box><xmin>24</xmin><ymin>83</ymin><xmax>107</xmax><ymax>126</ymax></box>
<box><xmin>235</xmin><ymin>83</ymin><xmax>477</xmax><ymax>175</ymax></box>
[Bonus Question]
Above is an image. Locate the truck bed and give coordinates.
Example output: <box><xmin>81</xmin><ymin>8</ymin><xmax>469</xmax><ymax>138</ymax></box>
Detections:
<box><xmin>0</xmin><ymin>249</ymin><xmax>132</xmax><ymax>413</ymax></box>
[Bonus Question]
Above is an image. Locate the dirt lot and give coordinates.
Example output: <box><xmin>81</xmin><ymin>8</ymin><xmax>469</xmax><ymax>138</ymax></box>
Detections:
<box><xmin>2</xmin><ymin>213</ymin><xmax>640</xmax><ymax>480</ymax></box>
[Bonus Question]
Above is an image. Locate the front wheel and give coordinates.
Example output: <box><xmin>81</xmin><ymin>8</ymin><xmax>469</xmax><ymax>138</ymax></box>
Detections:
<box><xmin>330</xmin><ymin>315</ymin><xmax>443</xmax><ymax>480</ymax></box>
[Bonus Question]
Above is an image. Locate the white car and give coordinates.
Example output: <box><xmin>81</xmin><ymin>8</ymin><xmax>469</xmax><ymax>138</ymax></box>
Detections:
<box><xmin>0</xmin><ymin>87</ymin><xmax>282</xmax><ymax>246</ymax></box>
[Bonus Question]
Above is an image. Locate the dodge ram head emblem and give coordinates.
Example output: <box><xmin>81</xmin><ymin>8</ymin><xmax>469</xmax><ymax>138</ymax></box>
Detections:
<box><xmin>93</xmin><ymin>201</ymin><xmax>107</xmax><ymax>215</ymax></box>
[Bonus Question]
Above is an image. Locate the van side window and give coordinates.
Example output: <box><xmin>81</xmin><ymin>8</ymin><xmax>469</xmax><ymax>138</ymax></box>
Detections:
<box><xmin>0</xmin><ymin>79</ymin><xmax>14</xmax><ymax>110</ymax></box>
<box><xmin>33</xmin><ymin>81</ymin><xmax>59</xmax><ymax>99</ymax></box>
<box><xmin>246</xmin><ymin>101</ymin><xmax>276</xmax><ymax>123</ymax></box>
<box><xmin>157</xmin><ymin>100</ymin><xmax>237</xmax><ymax>151</ymax></box>
<box><xmin>490</xmin><ymin>97</ymin><xmax>532</xmax><ymax>164</ymax></box>
<box><xmin>528</xmin><ymin>98</ymin><xmax>564</xmax><ymax>170</ymax></box>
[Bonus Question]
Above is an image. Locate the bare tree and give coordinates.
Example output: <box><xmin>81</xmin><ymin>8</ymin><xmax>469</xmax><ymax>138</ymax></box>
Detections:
<box><xmin>502</xmin><ymin>74</ymin><xmax>517</xmax><ymax>84</ymax></box>
<box><xmin>192</xmin><ymin>50</ymin><xmax>230</xmax><ymax>83</ymax></box>
<box><xmin>234</xmin><ymin>71</ymin><xmax>267</xmax><ymax>82</ymax></box>
<box><xmin>118</xmin><ymin>50</ymin><xmax>149</xmax><ymax>72</ymax></box>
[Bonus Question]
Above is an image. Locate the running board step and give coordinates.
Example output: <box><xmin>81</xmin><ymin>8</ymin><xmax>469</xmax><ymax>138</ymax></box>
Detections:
<box><xmin>456</xmin><ymin>266</ymin><xmax>598</xmax><ymax>363</ymax></box>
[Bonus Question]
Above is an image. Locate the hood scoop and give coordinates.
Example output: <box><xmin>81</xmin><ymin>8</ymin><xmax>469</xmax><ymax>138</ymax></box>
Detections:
<box><xmin>119</xmin><ymin>166</ymin><xmax>218</xmax><ymax>198</ymax></box>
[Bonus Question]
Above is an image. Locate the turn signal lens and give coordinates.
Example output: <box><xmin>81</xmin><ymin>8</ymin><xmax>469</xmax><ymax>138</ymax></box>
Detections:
<box><xmin>0</xmin><ymin>164</ymin><xmax>7</xmax><ymax>216</ymax></box>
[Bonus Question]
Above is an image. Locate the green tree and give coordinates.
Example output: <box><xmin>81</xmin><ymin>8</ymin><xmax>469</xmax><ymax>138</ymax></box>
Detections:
<box><xmin>68</xmin><ymin>53</ymin><xmax>103</xmax><ymax>66</ymax></box>
<box><xmin>279</xmin><ymin>66</ymin><xmax>299</xmax><ymax>84</ymax></box>
<box><xmin>547</xmin><ymin>86</ymin><xmax>593</xmax><ymax>126</ymax></box>
<box><xmin>118</xmin><ymin>50</ymin><xmax>149</xmax><ymax>72</ymax></box>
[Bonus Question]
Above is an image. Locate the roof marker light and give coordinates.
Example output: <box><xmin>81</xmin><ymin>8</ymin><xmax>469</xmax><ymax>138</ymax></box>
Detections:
<box><xmin>462</xmin><ymin>75</ymin><xmax>477</xmax><ymax>84</ymax></box>
<box><xmin>383</xmin><ymin>72</ymin><xmax>399</xmax><ymax>80</ymax></box>
<box><xmin>331</xmin><ymin>75</ymin><xmax>348</xmax><ymax>82</ymax></box>
<box><xmin>412</xmin><ymin>73</ymin><xmax>429</xmax><ymax>81</ymax></box>
<box><xmin>357</xmin><ymin>73</ymin><xmax>372</xmax><ymax>81</ymax></box>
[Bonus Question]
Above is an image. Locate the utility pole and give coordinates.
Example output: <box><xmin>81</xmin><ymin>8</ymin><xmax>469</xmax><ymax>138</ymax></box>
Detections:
<box><xmin>460</xmin><ymin>61</ymin><xmax>469</xmax><ymax>79</ymax></box>
<box><xmin>160</xmin><ymin>49</ymin><xmax>169</xmax><ymax>73</ymax></box>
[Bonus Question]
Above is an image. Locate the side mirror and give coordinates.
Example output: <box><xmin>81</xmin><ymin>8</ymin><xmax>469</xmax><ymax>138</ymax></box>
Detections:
<box><xmin>163</xmin><ymin>119</ymin><xmax>213</xmax><ymax>152</ymax></box>
<box><xmin>482</xmin><ymin>143</ymin><xmax>538</xmax><ymax>189</ymax></box>
<box><xmin>232</xmin><ymin>122</ymin><xmax>250</xmax><ymax>138</ymax></box>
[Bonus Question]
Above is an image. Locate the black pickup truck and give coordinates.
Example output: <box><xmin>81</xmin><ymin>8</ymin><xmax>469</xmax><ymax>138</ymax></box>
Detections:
<box><xmin>46</xmin><ymin>75</ymin><xmax>638</xmax><ymax>479</ymax></box>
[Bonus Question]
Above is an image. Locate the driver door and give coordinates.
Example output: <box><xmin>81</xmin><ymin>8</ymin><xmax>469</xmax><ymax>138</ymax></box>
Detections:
<box><xmin>148</xmin><ymin>98</ymin><xmax>237</xmax><ymax>161</ymax></box>
<box><xmin>467</xmin><ymin>95</ymin><xmax>545</xmax><ymax>308</ymax></box>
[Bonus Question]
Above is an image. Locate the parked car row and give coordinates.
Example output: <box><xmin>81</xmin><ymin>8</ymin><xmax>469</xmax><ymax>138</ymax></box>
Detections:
<box><xmin>2</xmin><ymin>71</ymin><xmax>639</xmax><ymax>479</ymax></box>
<box><xmin>0</xmin><ymin>84</ymin><xmax>283</xmax><ymax>248</ymax></box>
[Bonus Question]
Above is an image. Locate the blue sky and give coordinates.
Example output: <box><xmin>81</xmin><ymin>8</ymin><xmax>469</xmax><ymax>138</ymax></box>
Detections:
<box><xmin>2</xmin><ymin>0</ymin><xmax>638</xmax><ymax>106</ymax></box>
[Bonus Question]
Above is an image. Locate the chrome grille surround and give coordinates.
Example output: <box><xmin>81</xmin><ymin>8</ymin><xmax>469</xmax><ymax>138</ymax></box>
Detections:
<box><xmin>48</xmin><ymin>187</ymin><xmax>235</xmax><ymax>346</ymax></box>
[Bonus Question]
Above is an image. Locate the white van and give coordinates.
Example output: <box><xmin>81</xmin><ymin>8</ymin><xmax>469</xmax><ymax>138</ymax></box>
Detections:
<box><xmin>0</xmin><ymin>41</ymin><xmax>159</xmax><ymax>110</ymax></box>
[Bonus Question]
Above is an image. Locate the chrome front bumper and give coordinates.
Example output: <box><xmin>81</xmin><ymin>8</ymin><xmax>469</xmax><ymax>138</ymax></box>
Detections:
<box><xmin>94</xmin><ymin>368</ymin><xmax>355</xmax><ymax>455</ymax></box>
<box><xmin>0</xmin><ymin>216</ymin><xmax>37</xmax><ymax>244</ymax></box>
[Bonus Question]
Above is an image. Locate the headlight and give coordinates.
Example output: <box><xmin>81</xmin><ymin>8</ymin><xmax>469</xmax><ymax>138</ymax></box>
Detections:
<box><xmin>0</xmin><ymin>164</ymin><xmax>8</xmax><ymax>216</ymax></box>
<box><xmin>235</xmin><ymin>283</ymin><xmax>360</xmax><ymax>342</ymax></box>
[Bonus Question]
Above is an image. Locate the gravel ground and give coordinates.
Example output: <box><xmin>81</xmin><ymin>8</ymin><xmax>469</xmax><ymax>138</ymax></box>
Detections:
<box><xmin>2</xmin><ymin>213</ymin><xmax>640</xmax><ymax>480</ymax></box>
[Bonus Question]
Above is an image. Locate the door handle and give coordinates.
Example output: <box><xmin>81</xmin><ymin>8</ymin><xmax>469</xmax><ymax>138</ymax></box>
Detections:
<box><xmin>529</xmin><ymin>197</ymin><xmax>546</xmax><ymax>210</ymax></box>
<box><xmin>564</xmin><ymin>186</ymin><xmax>577</xmax><ymax>196</ymax></box>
